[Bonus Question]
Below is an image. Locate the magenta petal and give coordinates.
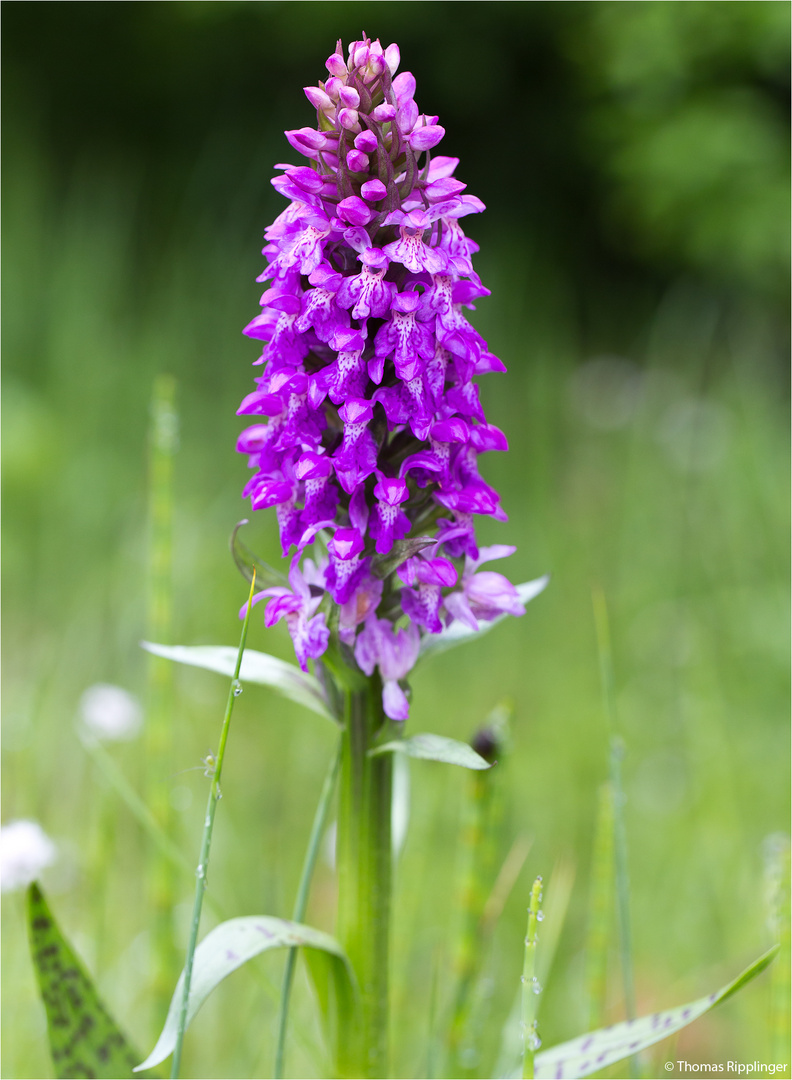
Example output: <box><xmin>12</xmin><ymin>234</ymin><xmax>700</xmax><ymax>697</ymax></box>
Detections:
<box><xmin>382</xmin><ymin>680</ymin><xmax>410</xmax><ymax>722</ymax></box>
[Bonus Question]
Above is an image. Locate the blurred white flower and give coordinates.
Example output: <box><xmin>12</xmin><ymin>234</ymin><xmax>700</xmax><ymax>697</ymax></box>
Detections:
<box><xmin>0</xmin><ymin>820</ymin><xmax>57</xmax><ymax>892</ymax></box>
<box><xmin>78</xmin><ymin>683</ymin><xmax>143</xmax><ymax>742</ymax></box>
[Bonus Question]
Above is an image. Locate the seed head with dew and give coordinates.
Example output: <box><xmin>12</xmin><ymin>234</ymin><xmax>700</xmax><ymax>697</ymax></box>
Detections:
<box><xmin>236</xmin><ymin>35</ymin><xmax>525</xmax><ymax>719</ymax></box>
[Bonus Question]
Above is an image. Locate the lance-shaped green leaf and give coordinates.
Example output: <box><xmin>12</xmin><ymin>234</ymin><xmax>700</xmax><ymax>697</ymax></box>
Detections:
<box><xmin>519</xmin><ymin>946</ymin><xmax>778</xmax><ymax>1080</ymax></box>
<box><xmin>135</xmin><ymin>917</ymin><xmax>356</xmax><ymax>1072</ymax></box>
<box><xmin>230</xmin><ymin>520</ymin><xmax>288</xmax><ymax>590</ymax></box>
<box><xmin>370</xmin><ymin>733</ymin><xmax>492</xmax><ymax>770</ymax></box>
<box><xmin>27</xmin><ymin>883</ymin><xmax>141</xmax><ymax>1079</ymax></box>
<box><xmin>141</xmin><ymin>642</ymin><xmax>334</xmax><ymax>721</ymax></box>
<box><xmin>419</xmin><ymin>576</ymin><xmax>550</xmax><ymax>661</ymax></box>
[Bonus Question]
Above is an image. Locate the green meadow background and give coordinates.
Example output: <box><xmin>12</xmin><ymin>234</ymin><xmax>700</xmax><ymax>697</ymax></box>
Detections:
<box><xmin>2</xmin><ymin>3</ymin><xmax>789</xmax><ymax>1078</ymax></box>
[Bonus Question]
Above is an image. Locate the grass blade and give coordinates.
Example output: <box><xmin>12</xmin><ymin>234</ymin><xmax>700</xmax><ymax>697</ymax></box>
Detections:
<box><xmin>521</xmin><ymin>876</ymin><xmax>544</xmax><ymax>1079</ymax></box>
<box><xmin>445</xmin><ymin>719</ymin><xmax>509</xmax><ymax>1077</ymax></box>
<box><xmin>166</xmin><ymin>572</ymin><xmax>256</xmax><ymax>1079</ymax></box>
<box><xmin>145</xmin><ymin>374</ymin><xmax>180</xmax><ymax>1016</ymax></box>
<box><xmin>592</xmin><ymin>585</ymin><xmax>637</xmax><ymax>1075</ymax></box>
<box><xmin>493</xmin><ymin>858</ymin><xmax>574</xmax><ymax>1080</ymax></box>
<box><xmin>274</xmin><ymin>737</ymin><xmax>342</xmax><ymax>1078</ymax></box>
<box><xmin>27</xmin><ymin>883</ymin><xmax>141</xmax><ymax>1079</ymax></box>
<box><xmin>584</xmin><ymin>783</ymin><xmax>615</xmax><ymax>1032</ymax></box>
<box><xmin>765</xmin><ymin>834</ymin><xmax>791</xmax><ymax>1064</ymax></box>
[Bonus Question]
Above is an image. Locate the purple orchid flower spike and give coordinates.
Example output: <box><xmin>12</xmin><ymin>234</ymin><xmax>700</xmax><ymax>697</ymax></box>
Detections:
<box><xmin>235</xmin><ymin>34</ymin><xmax>532</xmax><ymax>700</ymax></box>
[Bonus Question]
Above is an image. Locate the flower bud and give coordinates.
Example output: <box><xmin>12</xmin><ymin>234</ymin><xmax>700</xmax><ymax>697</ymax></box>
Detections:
<box><xmin>408</xmin><ymin>125</ymin><xmax>445</xmax><ymax>151</ymax></box>
<box><xmin>396</xmin><ymin>99</ymin><xmax>419</xmax><ymax>135</ymax></box>
<box><xmin>326</xmin><ymin>52</ymin><xmax>347</xmax><ymax>77</ymax></box>
<box><xmin>384</xmin><ymin>43</ymin><xmax>400</xmax><ymax>75</ymax></box>
<box><xmin>361</xmin><ymin>179</ymin><xmax>387</xmax><ymax>201</ymax></box>
<box><xmin>345</xmin><ymin>149</ymin><xmax>369</xmax><ymax>173</ymax></box>
<box><xmin>371</xmin><ymin>103</ymin><xmax>396</xmax><ymax>122</ymax></box>
<box><xmin>354</xmin><ymin>130</ymin><xmax>378</xmax><ymax>153</ymax></box>
<box><xmin>304</xmin><ymin>85</ymin><xmax>333</xmax><ymax>111</ymax></box>
<box><xmin>337</xmin><ymin>196</ymin><xmax>372</xmax><ymax>226</ymax></box>
<box><xmin>325</xmin><ymin>76</ymin><xmax>344</xmax><ymax>100</ymax></box>
<box><xmin>338</xmin><ymin>108</ymin><xmax>360</xmax><ymax>131</ymax></box>
<box><xmin>392</xmin><ymin>71</ymin><xmax>416</xmax><ymax>105</ymax></box>
<box><xmin>338</xmin><ymin>85</ymin><xmax>360</xmax><ymax>109</ymax></box>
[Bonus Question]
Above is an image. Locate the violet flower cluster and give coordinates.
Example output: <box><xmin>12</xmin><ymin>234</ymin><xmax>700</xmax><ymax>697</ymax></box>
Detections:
<box><xmin>237</xmin><ymin>37</ymin><xmax>524</xmax><ymax>720</ymax></box>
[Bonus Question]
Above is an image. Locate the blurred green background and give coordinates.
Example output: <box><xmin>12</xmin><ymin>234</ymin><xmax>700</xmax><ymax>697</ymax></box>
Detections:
<box><xmin>2</xmin><ymin>2</ymin><xmax>789</xmax><ymax>1078</ymax></box>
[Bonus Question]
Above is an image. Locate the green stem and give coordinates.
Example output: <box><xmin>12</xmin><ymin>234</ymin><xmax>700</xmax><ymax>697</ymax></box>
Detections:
<box><xmin>274</xmin><ymin>738</ymin><xmax>342</xmax><ymax>1079</ymax></box>
<box><xmin>521</xmin><ymin>876</ymin><xmax>543</xmax><ymax>1080</ymax></box>
<box><xmin>336</xmin><ymin>680</ymin><xmax>392</xmax><ymax>1079</ymax></box>
<box><xmin>169</xmin><ymin>573</ymin><xmax>256</xmax><ymax>1080</ymax></box>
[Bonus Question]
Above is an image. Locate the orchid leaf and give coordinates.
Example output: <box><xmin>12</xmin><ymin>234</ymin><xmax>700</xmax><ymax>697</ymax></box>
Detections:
<box><xmin>27</xmin><ymin>883</ymin><xmax>141</xmax><ymax>1079</ymax></box>
<box><xmin>371</xmin><ymin>536</ymin><xmax>436</xmax><ymax>580</ymax></box>
<box><xmin>230</xmin><ymin>520</ymin><xmax>287</xmax><ymax>589</ymax></box>
<box><xmin>135</xmin><ymin>917</ymin><xmax>356</xmax><ymax>1073</ymax></box>
<box><xmin>496</xmin><ymin>946</ymin><xmax>777</xmax><ymax>1079</ymax></box>
<box><xmin>371</xmin><ymin>733</ymin><xmax>492</xmax><ymax>770</ymax></box>
<box><xmin>141</xmin><ymin>642</ymin><xmax>334</xmax><ymax>721</ymax></box>
<box><xmin>419</xmin><ymin>576</ymin><xmax>550</xmax><ymax>660</ymax></box>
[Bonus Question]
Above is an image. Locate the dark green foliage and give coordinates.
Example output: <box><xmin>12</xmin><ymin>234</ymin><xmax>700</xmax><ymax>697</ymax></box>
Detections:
<box><xmin>26</xmin><ymin>883</ymin><xmax>141</xmax><ymax>1080</ymax></box>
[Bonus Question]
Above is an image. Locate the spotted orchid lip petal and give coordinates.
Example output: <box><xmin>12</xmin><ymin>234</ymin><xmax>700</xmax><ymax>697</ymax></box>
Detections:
<box><xmin>236</xmin><ymin>37</ymin><xmax>524</xmax><ymax>676</ymax></box>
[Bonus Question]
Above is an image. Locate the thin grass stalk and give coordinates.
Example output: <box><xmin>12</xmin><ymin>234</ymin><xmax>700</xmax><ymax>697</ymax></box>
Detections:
<box><xmin>425</xmin><ymin>946</ymin><xmax>442</xmax><ymax>1080</ymax></box>
<box><xmin>446</xmin><ymin>724</ymin><xmax>508</xmax><ymax>1077</ymax></box>
<box><xmin>447</xmin><ymin>762</ymin><xmax>496</xmax><ymax>1073</ymax></box>
<box><xmin>145</xmin><ymin>374</ymin><xmax>180</xmax><ymax>1014</ymax></box>
<box><xmin>274</xmin><ymin>737</ymin><xmax>343</xmax><ymax>1079</ymax></box>
<box><xmin>585</xmin><ymin>783</ymin><xmax>616</xmax><ymax>1032</ymax></box>
<box><xmin>521</xmin><ymin>876</ymin><xmax>544</xmax><ymax>1079</ymax></box>
<box><xmin>336</xmin><ymin>677</ymin><xmax>392</xmax><ymax>1079</ymax></box>
<box><xmin>592</xmin><ymin>590</ymin><xmax>638</xmax><ymax>1045</ymax></box>
<box><xmin>169</xmin><ymin>571</ymin><xmax>256</xmax><ymax>1080</ymax></box>
<box><xmin>83</xmin><ymin>734</ymin><xmax>194</xmax><ymax>878</ymax></box>
<box><xmin>766</xmin><ymin>835</ymin><xmax>791</xmax><ymax>1064</ymax></box>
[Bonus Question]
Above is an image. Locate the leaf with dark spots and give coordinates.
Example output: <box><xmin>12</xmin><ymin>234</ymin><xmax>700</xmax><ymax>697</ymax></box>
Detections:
<box><xmin>27</xmin><ymin>883</ymin><xmax>144</xmax><ymax>1079</ymax></box>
